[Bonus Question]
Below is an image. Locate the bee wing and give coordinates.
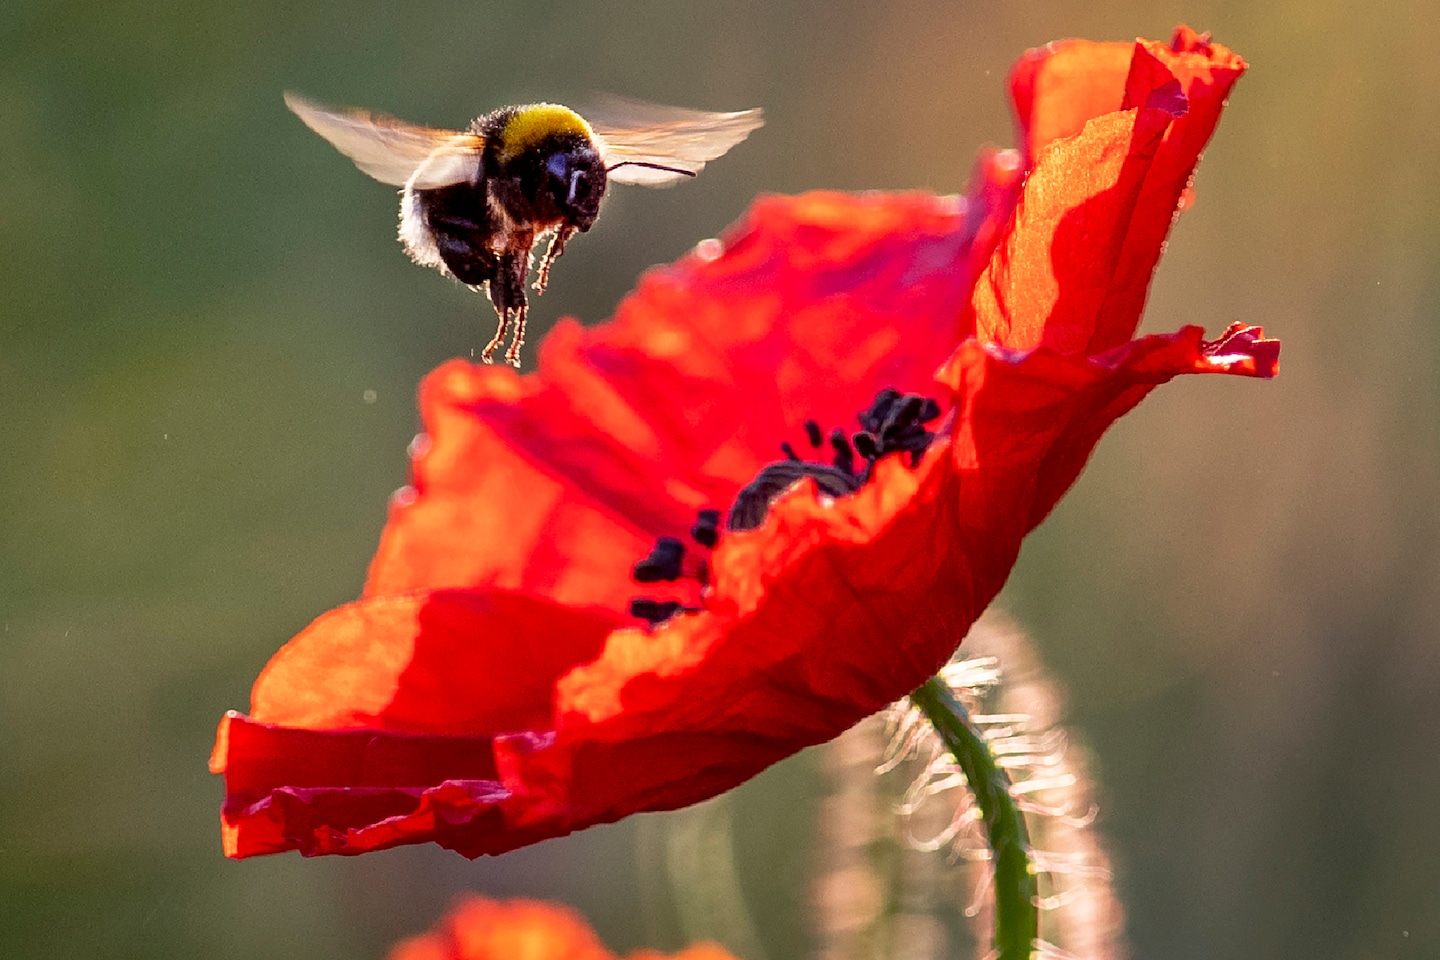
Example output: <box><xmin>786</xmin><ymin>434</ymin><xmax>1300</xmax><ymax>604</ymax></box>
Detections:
<box><xmin>284</xmin><ymin>92</ymin><xmax>484</xmax><ymax>189</ymax></box>
<box><xmin>588</xmin><ymin>95</ymin><xmax>763</xmax><ymax>187</ymax></box>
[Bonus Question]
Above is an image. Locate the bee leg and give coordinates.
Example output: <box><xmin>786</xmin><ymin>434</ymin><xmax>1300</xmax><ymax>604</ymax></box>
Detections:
<box><xmin>503</xmin><ymin>304</ymin><xmax>529</xmax><ymax>368</ymax></box>
<box><xmin>470</xmin><ymin>270</ymin><xmax>520</xmax><ymax>367</ymax></box>
<box><xmin>479</xmin><ymin>298</ymin><xmax>511</xmax><ymax>365</ymax></box>
<box><xmin>492</xmin><ymin>251</ymin><xmax>532</xmax><ymax>368</ymax></box>
<box><xmin>534</xmin><ymin>226</ymin><xmax>576</xmax><ymax>296</ymax></box>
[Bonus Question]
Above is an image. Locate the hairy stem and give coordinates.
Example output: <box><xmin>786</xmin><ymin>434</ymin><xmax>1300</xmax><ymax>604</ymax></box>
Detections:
<box><xmin>910</xmin><ymin>675</ymin><xmax>1037</xmax><ymax>960</ymax></box>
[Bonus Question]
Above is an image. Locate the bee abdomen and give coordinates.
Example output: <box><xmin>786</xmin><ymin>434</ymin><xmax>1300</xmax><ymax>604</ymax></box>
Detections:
<box><xmin>399</xmin><ymin>188</ymin><xmax>443</xmax><ymax>270</ymax></box>
<box><xmin>406</xmin><ymin>183</ymin><xmax>502</xmax><ymax>287</ymax></box>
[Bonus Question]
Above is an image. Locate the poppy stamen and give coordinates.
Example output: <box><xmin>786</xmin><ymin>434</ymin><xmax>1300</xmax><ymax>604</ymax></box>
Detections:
<box><xmin>630</xmin><ymin>391</ymin><xmax>942</xmax><ymax>618</ymax></box>
<box><xmin>729</xmin><ymin>388</ymin><xmax>943</xmax><ymax>531</ymax></box>
<box><xmin>852</xmin><ymin>390</ymin><xmax>943</xmax><ymax>473</ymax></box>
<box><xmin>728</xmin><ymin>461</ymin><xmax>863</xmax><ymax>531</ymax></box>
<box><xmin>629</xmin><ymin>511</ymin><xmax>723</xmax><ymax>624</ymax></box>
<box><xmin>691</xmin><ymin>508</ymin><xmax>721</xmax><ymax>548</ymax></box>
<box><xmin>629</xmin><ymin>598</ymin><xmax>686</xmax><ymax>624</ymax></box>
<box><xmin>632</xmin><ymin>536</ymin><xmax>686</xmax><ymax>583</ymax></box>
<box><xmin>830</xmin><ymin>428</ymin><xmax>855</xmax><ymax>474</ymax></box>
<box><xmin>803</xmin><ymin>420</ymin><xmax>824</xmax><ymax>448</ymax></box>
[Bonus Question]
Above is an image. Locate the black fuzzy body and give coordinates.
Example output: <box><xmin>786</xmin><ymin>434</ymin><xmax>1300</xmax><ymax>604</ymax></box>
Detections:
<box><xmin>404</xmin><ymin>106</ymin><xmax>607</xmax><ymax>319</ymax></box>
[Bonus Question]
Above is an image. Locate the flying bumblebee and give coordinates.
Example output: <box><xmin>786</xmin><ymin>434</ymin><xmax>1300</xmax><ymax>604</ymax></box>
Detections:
<box><xmin>284</xmin><ymin>92</ymin><xmax>763</xmax><ymax>367</ymax></box>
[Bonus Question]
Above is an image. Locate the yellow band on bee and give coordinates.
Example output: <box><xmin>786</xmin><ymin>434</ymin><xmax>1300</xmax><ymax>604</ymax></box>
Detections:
<box><xmin>499</xmin><ymin>104</ymin><xmax>594</xmax><ymax>160</ymax></box>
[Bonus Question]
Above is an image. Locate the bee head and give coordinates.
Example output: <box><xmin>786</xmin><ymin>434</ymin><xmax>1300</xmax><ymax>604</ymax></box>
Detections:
<box><xmin>543</xmin><ymin>147</ymin><xmax>606</xmax><ymax>231</ymax></box>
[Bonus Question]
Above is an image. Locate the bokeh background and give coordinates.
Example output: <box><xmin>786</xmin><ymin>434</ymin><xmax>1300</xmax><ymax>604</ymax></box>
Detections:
<box><xmin>3</xmin><ymin>0</ymin><xmax>1437</xmax><ymax>957</ymax></box>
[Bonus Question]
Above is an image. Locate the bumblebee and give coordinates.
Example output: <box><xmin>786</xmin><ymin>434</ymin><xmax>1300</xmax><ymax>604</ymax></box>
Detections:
<box><xmin>285</xmin><ymin>92</ymin><xmax>763</xmax><ymax>366</ymax></box>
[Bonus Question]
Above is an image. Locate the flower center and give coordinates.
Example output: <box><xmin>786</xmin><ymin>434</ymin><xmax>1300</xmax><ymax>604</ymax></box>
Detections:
<box><xmin>729</xmin><ymin>388</ymin><xmax>942</xmax><ymax>532</ymax></box>
<box><xmin>628</xmin><ymin>388</ymin><xmax>942</xmax><ymax>624</ymax></box>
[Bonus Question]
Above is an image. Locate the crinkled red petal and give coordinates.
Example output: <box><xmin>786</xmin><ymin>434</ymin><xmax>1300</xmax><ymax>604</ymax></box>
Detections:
<box><xmin>243</xmin><ymin>590</ymin><xmax>623</xmax><ymax>735</ymax></box>
<box><xmin>365</xmin><ymin>153</ymin><xmax>1022</xmax><ymax>608</ymax></box>
<box><xmin>211</xmin><ymin>323</ymin><xmax>1276</xmax><ymax>859</ymax></box>
<box><xmin>548</xmin><ymin>324</ymin><xmax>1280</xmax><ymax>745</ymax></box>
<box><xmin>942</xmin><ymin>322</ymin><xmax>1278</xmax><ymax>534</ymax></box>
<box><xmin>1095</xmin><ymin>27</ymin><xmax>1247</xmax><ymax>353</ymax></box>
<box><xmin>1010</xmin><ymin>38</ymin><xmax>1134</xmax><ymax>161</ymax></box>
<box><xmin>995</xmin><ymin>27</ymin><xmax>1246</xmax><ymax>354</ymax></box>
<box><xmin>971</xmin><ymin>104</ymin><xmax>1174</xmax><ymax>354</ymax></box>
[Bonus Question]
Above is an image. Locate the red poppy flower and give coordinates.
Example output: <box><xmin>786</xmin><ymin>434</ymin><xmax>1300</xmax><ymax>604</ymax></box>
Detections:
<box><xmin>389</xmin><ymin>895</ymin><xmax>737</xmax><ymax>960</ymax></box>
<box><xmin>211</xmin><ymin>26</ymin><xmax>1275</xmax><ymax>859</ymax></box>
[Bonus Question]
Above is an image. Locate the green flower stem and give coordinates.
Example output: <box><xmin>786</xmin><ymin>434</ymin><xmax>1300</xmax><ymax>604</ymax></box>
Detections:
<box><xmin>910</xmin><ymin>675</ymin><xmax>1037</xmax><ymax>960</ymax></box>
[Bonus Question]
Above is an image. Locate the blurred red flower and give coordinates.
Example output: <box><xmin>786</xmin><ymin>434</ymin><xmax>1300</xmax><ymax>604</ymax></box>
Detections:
<box><xmin>389</xmin><ymin>895</ymin><xmax>736</xmax><ymax>960</ymax></box>
<box><xmin>211</xmin><ymin>26</ymin><xmax>1274</xmax><ymax>859</ymax></box>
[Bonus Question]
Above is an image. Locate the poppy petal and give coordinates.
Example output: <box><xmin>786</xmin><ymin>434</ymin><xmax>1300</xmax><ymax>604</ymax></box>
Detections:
<box><xmin>392</xmin><ymin>898</ymin><xmax>615</xmax><ymax>960</ymax></box>
<box><xmin>1010</xmin><ymin>38</ymin><xmax>1134</xmax><ymax>161</ymax></box>
<box><xmin>387</xmin><ymin>895</ymin><xmax>740</xmax><ymax>960</ymax></box>
<box><xmin>213</xmin><ymin>714</ymin><xmax>515</xmax><ymax>857</ymax></box>
<box><xmin>243</xmin><ymin>590</ymin><xmax>621</xmax><ymax>735</ymax></box>
<box><xmin>1000</xmin><ymin>29</ymin><xmax>1246</xmax><ymax>355</ymax></box>
<box><xmin>971</xmin><ymin>103</ymin><xmax>1176</xmax><ymax>353</ymax></box>
<box><xmin>547</xmin><ymin>323</ymin><xmax>1280</xmax><ymax>757</ymax></box>
<box><xmin>366</xmin><ymin>152</ymin><xmax>1022</xmax><ymax>606</ymax></box>
<box><xmin>974</xmin><ymin>32</ymin><xmax>1246</xmax><ymax>357</ymax></box>
<box><xmin>940</xmin><ymin>322</ymin><xmax>1278</xmax><ymax>534</ymax></box>
<box><xmin>1094</xmin><ymin>28</ymin><xmax>1247</xmax><ymax>352</ymax></box>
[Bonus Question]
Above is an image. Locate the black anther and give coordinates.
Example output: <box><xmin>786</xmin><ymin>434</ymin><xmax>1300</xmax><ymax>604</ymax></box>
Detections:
<box><xmin>852</xmin><ymin>389</ymin><xmax>942</xmax><ymax>468</ymax></box>
<box><xmin>829</xmin><ymin>428</ymin><xmax>855</xmax><ymax>475</ymax></box>
<box><xmin>803</xmin><ymin>420</ymin><xmax>823</xmax><ymax>448</ymax></box>
<box><xmin>680</xmin><ymin>389</ymin><xmax>943</xmax><ymax>542</ymax></box>
<box><xmin>884</xmin><ymin>395</ymin><xmax>927</xmax><ymax>434</ymax></box>
<box><xmin>691</xmin><ymin>508</ymin><xmax>721</xmax><ymax>548</ymax></box>
<box><xmin>630</xmin><ymin>598</ymin><xmax>684</xmax><ymax>624</ymax></box>
<box><xmin>632</xmin><ymin>536</ymin><xmax>685</xmax><ymax>582</ymax></box>
<box><xmin>727</xmin><ymin>460</ymin><xmax>863</xmax><ymax>532</ymax></box>
<box><xmin>859</xmin><ymin>388</ymin><xmax>902</xmax><ymax>435</ymax></box>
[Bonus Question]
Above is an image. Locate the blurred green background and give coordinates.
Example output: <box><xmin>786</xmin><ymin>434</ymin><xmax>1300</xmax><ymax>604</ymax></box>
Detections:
<box><xmin>3</xmin><ymin>0</ymin><xmax>1436</xmax><ymax>957</ymax></box>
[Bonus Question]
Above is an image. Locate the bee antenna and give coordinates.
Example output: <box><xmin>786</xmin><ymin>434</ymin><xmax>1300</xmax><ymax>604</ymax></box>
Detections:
<box><xmin>605</xmin><ymin>161</ymin><xmax>697</xmax><ymax>177</ymax></box>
